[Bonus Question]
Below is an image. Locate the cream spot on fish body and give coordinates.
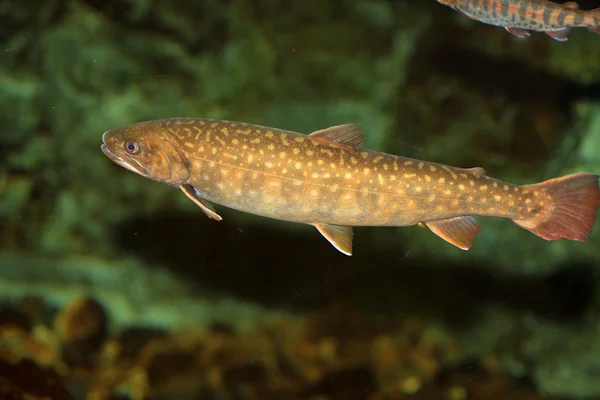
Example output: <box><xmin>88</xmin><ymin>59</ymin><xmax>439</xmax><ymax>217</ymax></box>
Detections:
<box><xmin>514</xmin><ymin>187</ymin><xmax>519</xmax><ymax>192</ymax></box>
<box><xmin>278</xmin><ymin>152</ymin><xmax>286</xmax><ymax>159</ymax></box>
<box><xmin>307</xmin><ymin>162</ymin><xmax>313</xmax><ymax>167</ymax></box>
<box><xmin>403</xmin><ymin>173</ymin><xmax>416</xmax><ymax>178</ymax></box>
<box><xmin>361</xmin><ymin>152</ymin><xmax>369</xmax><ymax>159</ymax></box>
<box><xmin>525</xmin><ymin>199</ymin><xmax>531</xmax><ymax>204</ymax></box>
<box><xmin>184</xmin><ymin>142</ymin><xmax>194</xmax><ymax>148</ymax></box>
<box><xmin>467</xmin><ymin>195</ymin><xmax>474</xmax><ymax>201</ymax></box>
<box><xmin>458</xmin><ymin>184</ymin><xmax>465</xmax><ymax>190</ymax></box>
<box><xmin>232</xmin><ymin>139</ymin><xmax>239</xmax><ymax>145</ymax></box>
<box><xmin>259</xmin><ymin>149</ymin><xmax>264</xmax><ymax>156</ymax></box>
<box><xmin>265</xmin><ymin>161</ymin><xmax>274</xmax><ymax>168</ymax></box>
<box><xmin>415</xmin><ymin>186</ymin><xmax>422</xmax><ymax>192</ymax></box>
<box><xmin>344</xmin><ymin>173</ymin><xmax>352</xmax><ymax>179</ymax></box>
<box><xmin>331</xmin><ymin>184</ymin><xmax>339</xmax><ymax>193</ymax></box>
<box><xmin>317</xmin><ymin>159</ymin><xmax>324</xmax><ymax>165</ymax></box>
<box><xmin>351</xmin><ymin>157</ymin><xmax>358</xmax><ymax>164</ymax></box>
<box><xmin>503</xmin><ymin>185</ymin><xmax>509</xmax><ymax>191</ymax></box>
<box><xmin>293</xmin><ymin>148</ymin><xmax>300</xmax><ymax>155</ymax></box>
<box><xmin>424</xmin><ymin>175</ymin><xmax>431</xmax><ymax>182</ymax></box>
<box><xmin>404</xmin><ymin>161</ymin><xmax>413</xmax><ymax>166</ymax></box>
<box><xmin>480</xmin><ymin>185</ymin><xmax>488</xmax><ymax>191</ymax></box>
<box><xmin>324</xmin><ymin>173</ymin><xmax>331</xmax><ymax>178</ymax></box>
<box><xmin>250</xmin><ymin>138</ymin><xmax>261</xmax><ymax>144</ymax></box>
<box><xmin>267</xmin><ymin>144</ymin><xmax>275</xmax><ymax>151</ymax></box>
<box><xmin>418</xmin><ymin>162</ymin><xmax>424</xmax><ymax>170</ymax></box>
<box><xmin>265</xmin><ymin>130</ymin><xmax>274</xmax><ymax>138</ymax></box>
<box><xmin>493</xmin><ymin>182</ymin><xmax>498</xmax><ymax>188</ymax></box>
<box><xmin>438</xmin><ymin>177</ymin><xmax>445</xmax><ymax>184</ymax></box>
<box><xmin>310</xmin><ymin>189</ymin><xmax>319</xmax><ymax>197</ymax></box>
<box><xmin>312</xmin><ymin>173</ymin><xmax>320</xmax><ymax>179</ymax></box>
<box><xmin>383</xmin><ymin>164</ymin><xmax>389</xmax><ymax>171</ymax></box>
<box><xmin>330</xmin><ymin>163</ymin><xmax>337</xmax><ymax>169</ymax></box>
<box><xmin>373</xmin><ymin>156</ymin><xmax>383</xmax><ymax>164</ymax></box>
<box><xmin>429</xmin><ymin>165</ymin><xmax>436</xmax><ymax>172</ymax></box>
<box><xmin>494</xmin><ymin>195</ymin><xmax>502</xmax><ymax>201</ymax></box>
<box><xmin>280</xmin><ymin>134</ymin><xmax>289</xmax><ymax>145</ymax></box>
<box><xmin>534</xmin><ymin>191</ymin><xmax>539</xmax><ymax>196</ymax></box>
<box><xmin>522</xmin><ymin>190</ymin><xmax>530</xmax><ymax>195</ymax></box>
<box><xmin>444</xmin><ymin>189</ymin><xmax>452</xmax><ymax>195</ymax></box>
<box><xmin>481</xmin><ymin>197</ymin><xmax>488</xmax><ymax>203</ymax></box>
<box><xmin>247</xmin><ymin>154</ymin><xmax>253</xmax><ymax>163</ymax></box>
<box><xmin>295</xmin><ymin>162</ymin><xmax>301</xmax><ymax>169</ymax></box>
<box><xmin>378</xmin><ymin>174</ymin><xmax>384</xmax><ymax>185</ymax></box>
<box><xmin>210</xmin><ymin>122</ymin><xmax>218</xmax><ymax>128</ymax></box>
<box><xmin>281</xmin><ymin>167</ymin><xmax>288</xmax><ymax>174</ymax></box>
<box><xmin>470</xmin><ymin>180</ymin><xmax>475</xmax><ymax>187</ymax></box>
<box><xmin>363</xmin><ymin>168</ymin><xmax>371</xmax><ymax>175</ymax></box>
<box><xmin>211</xmin><ymin>148</ymin><xmax>217</xmax><ymax>155</ymax></box>
<box><xmin>540</xmin><ymin>201</ymin><xmax>544</xmax><ymax>206</ymax></box>
<box><xmin>427</xmin><ymin>194</ymin><xmax>436</xmax><ymax>202</ymax></box>
<box><xmin>306</xmin><ymin>149</ymin><xmax>313</xmax><ymax>156</ymax></box>
<box><xmin>390</xmin><ymin>175</ymin><xmax>396</xmax><ymax>181</ymax></box>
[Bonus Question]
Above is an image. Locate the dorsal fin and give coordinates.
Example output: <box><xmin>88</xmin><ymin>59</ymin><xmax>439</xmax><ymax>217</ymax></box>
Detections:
<box><xmin>309</xmin><ymin>124</ymin><xmax>365</xmax><ymax>148</ymax></box>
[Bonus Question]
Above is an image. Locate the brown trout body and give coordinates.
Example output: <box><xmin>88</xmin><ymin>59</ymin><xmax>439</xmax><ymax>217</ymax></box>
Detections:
<box><xmin>101</xmin><ymin>118</ymin><xmax>600</xmax><ymax>255</ymax></box>
<box><xmin>437</xmin><ymin>0</ymin><xmax>600</xmax><ymax>41</ymax></box>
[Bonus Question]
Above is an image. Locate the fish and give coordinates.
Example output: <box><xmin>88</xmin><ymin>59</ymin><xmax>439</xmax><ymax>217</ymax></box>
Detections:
<box><xmin>436</xmin><ymin>0</ymin><xmax>600</xmax><ymax>41</ymax></box>
<box><xmin>101</xmin><ymin>118</ymin><xmax>600</xmax><ymax>256</ymax></box>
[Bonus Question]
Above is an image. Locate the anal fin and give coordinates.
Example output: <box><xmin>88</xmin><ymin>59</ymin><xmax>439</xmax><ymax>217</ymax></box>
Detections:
<box><xmin>314</xmin><ymin>223</ymin><xmax>354</xmax><ymax>256</ymax></box>
<box><xmin>505</xmin><ymin>27</ymin><xmax>531</xmax><ymax>39</ymax></box>
<box><xmin>180</xmin><ymin>184</ymin><xmax>223</xmax><ymax>221</ymax></box>
<box><xmin>425</xmin><ymin>216</ymin><xmax>481</xmax><ymax>250</ymax></box>
<box><xmin>545</xmin><ymin>28</ymin><xmax>570</xmax><ymax>42</ymax></box>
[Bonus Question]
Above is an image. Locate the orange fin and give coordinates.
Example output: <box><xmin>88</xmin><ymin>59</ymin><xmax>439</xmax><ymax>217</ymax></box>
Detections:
<box><xmin>180</xmin><ymin>184</ymin><xmax>223</xmax><ymax>221</ymax></box>
<box><xmin>309</xmin><ymin>124</ymin><xmax>364</xmax><ymax>149</ymax></box>
<box><xmin>505</xmin><ymin>27</ymin><xmax>531</xmax><ymax>39</ymax></box>
<box><xmin>546</xmin><ymin>28</ymin><xmax>570</xmax><ymax>42</ymax></box>
<box><xmin>314</xmin><ymin>223</ymin><xmax>354</xmax><ymax>256</ymax></box>
<box><xmin>513</xmin><ymin>173</ymin><xmax>600</xmax><ymax>242</ymax></box>
<box><xmin>425</xmin><ymin>216</ymin><xmax>481</xmax><ymax>250</ymax></box>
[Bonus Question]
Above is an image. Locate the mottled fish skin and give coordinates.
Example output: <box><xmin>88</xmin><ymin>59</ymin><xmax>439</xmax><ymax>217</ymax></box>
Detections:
<box><xmin>437</xmin><ymin>0</ymin><xmax>600</xmax><ymax>39</ymax></box>
<box><xmin>101</xmin><ymin>118</ymin><xmax>600</xmax><ymax>255</ymax></box>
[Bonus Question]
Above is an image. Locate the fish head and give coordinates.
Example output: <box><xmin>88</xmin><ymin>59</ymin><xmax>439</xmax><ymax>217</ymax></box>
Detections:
<box><xmin>101</xmin><ymin>121</ymin><xmax>191</xmax><ymax>186</ymax></box>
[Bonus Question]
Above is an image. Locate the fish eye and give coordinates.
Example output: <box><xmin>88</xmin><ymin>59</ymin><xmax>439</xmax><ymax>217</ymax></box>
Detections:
<box><xmin>125</xmin><ymin>141</ymin><xmax>139</xmax><ymax>154</ymax></box>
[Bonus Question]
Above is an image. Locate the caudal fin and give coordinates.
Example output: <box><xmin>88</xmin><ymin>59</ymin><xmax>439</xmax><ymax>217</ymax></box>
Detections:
<box><xmin>513</xmin><ymin>172</ymin><xmax>600</xmax><ymax>242</ymax></box>
<box><xmin>587</xmin><ymin>8</ymin><xmax>600</xmax><ymax>34</ymax></box>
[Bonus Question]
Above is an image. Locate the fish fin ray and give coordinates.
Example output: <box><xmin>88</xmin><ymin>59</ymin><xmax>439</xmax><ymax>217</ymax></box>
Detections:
<box><xmin>505</xmin><ymin>27</ymin><xmax>531</xmax><ymax>39</ymax></box>
<box><xmin>513</xmin><ymin>173</ymin><xmax>599</xmax><ymax>242</ymax></box>
<box><xmin>546</xmin><ymin>28</ymin><xmax>570</xmax><ymax>41</ymax></box>
<box><xmin>309</xmin><ymin>124</ymin><xmax>365</xmax><ymax>148</ymax></box>
<box><xmin>314</xmin><ymin>223</ymin><xmax>353</xmax><ymax>256</ymax></box>
<box><xmin>180</xmin><ymin>184</ymin><xmax>223</xmax><ymax>221</ymax></box>
<box><xmin>425</xmin><ymin>216</ymin><xmax>481</xmax><ymax>250</ymax></box>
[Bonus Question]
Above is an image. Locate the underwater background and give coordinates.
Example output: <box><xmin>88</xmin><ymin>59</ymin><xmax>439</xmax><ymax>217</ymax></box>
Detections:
<box><xmin>1</xmin><ymin>0</ymin><xmax>600</xmax><ymax>399</ymax></box>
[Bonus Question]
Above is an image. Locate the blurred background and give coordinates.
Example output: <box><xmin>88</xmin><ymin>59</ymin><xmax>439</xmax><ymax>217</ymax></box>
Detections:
<box><xmin>1</xmin><ymin>0</ymin><xmax>600</xmax><ymax>399</ymax></box>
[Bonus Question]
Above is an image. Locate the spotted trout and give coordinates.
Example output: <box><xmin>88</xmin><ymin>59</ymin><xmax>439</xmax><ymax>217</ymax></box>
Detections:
<box><xmin>101</xmin><ymin>118</ymin><xmax>600</xmax><ymax>255</ymax></box>
<box><xmin>437</xmin><ymin>0</ymin><xmax>600</xmax><ymax>41</ymax></box>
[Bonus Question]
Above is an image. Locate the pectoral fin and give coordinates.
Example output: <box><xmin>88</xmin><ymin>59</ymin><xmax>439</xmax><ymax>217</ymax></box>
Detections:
<box><xmin>180</xmin><ymin>184</ymin><xmax>223</xmax><ymax>221</ymax></box>
<box><xmin>314</xmin><ymin>223</ymin><xmax>354</xmax><ymax>256</ymax></box>
<box><xmin>309</xmin><ymin>124</ymin><xmax>365</xmax><ymax>150</ymax></box>
<box><xmin>425</xmin><ymin>216</ymin><xmax>480</xmax><ymax>250</ymax></box>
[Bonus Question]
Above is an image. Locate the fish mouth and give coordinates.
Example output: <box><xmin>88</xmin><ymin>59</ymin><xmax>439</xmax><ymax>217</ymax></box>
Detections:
<box><xmin>101</xmin><ymin>143</ymin><xmax>147</xmax><ymax>176</ymax></box>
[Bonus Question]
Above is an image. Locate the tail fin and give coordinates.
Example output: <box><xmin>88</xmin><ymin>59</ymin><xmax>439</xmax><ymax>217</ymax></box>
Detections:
<box><xmin>588</xmin><ymin>8</ymin><xmax>600</xmax><ymax>34</ymax></box>
<box><xmin>513</xmin><ymin>173</ymin><xmax>600</xmax><ymax>242</ymax></box>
